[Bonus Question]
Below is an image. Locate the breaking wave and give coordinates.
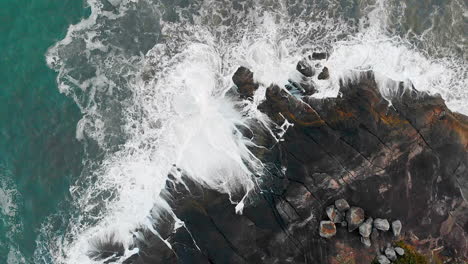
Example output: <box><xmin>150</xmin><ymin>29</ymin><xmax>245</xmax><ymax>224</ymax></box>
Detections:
<box><xmin>36</xmin><ymin>0</ymin><xmax>466</xmax><ymax>263</ymax></box>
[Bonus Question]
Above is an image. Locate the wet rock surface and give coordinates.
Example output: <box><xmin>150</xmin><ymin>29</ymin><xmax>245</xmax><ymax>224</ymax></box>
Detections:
<box><xmin>119</xmin><ymin>64</ymin><xmax>468</xmax><ymax>263</ymax></box>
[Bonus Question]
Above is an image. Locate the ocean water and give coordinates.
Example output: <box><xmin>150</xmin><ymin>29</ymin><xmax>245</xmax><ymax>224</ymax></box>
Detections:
<box><xmin>0</xmin><ymin>1</ymin><xmax>88</xmax><ymax>263</ymax></box>
<box><xmin>0</xmin><ymin>0</ymin><xmax>466</xmax><ymax>263</ymax></box>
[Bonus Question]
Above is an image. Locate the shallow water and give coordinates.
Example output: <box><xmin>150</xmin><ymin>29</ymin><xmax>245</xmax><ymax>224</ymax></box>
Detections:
<box><xmin>0</xmin><ymin>0</ymin><xmax>466</xmax><ymax>263</ymax></box>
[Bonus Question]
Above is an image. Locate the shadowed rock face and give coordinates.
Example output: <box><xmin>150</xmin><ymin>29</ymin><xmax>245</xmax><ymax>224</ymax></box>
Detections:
<box><xmin>122</xmin><ymin>68</ymin><xmax>467</xmax><ymax>264</ymax></box>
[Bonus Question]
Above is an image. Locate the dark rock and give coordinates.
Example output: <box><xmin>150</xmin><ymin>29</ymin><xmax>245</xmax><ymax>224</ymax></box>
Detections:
<box><xmin>311</xmin><ymin>52</ymin><xmax>328</xmax><ymax>60</ymax></box>
<box><xmin>374</xmin><ymin>218</ymin><xmax>390</xmax><ymax>231</ymax></box>
<box><xmin>385</xmin><ymin>247</ymin><xmax>397</xmax><ymax>261</ymax></box>
<box><xmin>296</xmin><ymin>59</ymin><xmax>315</xmax><ymax>77</ymax></box>
<box><xmin>326</xmin><ymin>205</ymin><xmax>343</xmax><ymax>223</ymax></box>
<box><xmin>346</xmin><ymin>207</ymin><xmax>365</xmax><ymax>232</ymax></box>
<box><xmin>394</xmin><ymin>247</ymin><xmax>405</xmax><ymax>256</ymax></box>
<box><xmin>334</xmin><ymin>199</ymin><xmax>350</xmax><ymax>212</ymax></box>
<box><xmin>392</xmin><ymin>220</ymin><xmax>402</xmax><ymax>237</ymax></box>
<box><xmin>299</xmin><ymin>81</ymin><xmax>316</xmax><ymax>95</ymax></box>
<box><xmin>319</xmin><ymin>221</ymin><xmax>337</xmax><ymax>238</ymax></box>
<box><xmin>376</xmin><ymin>255</ymin><xmax>391</xmax><ymax>264</ymax></box>
<box><xmin>232</xmin><ymin>66</ymin><xmax>259</xmax><ymax>98</ymax></box>
<box><xmin>317</xmin><ymin>67</ymin><xmax>329</xmax><ymax>80</ymax></box>
<box><xmin>359</xmin><ymin>218</ymin><xmax>373</xmax><ymax>238</ymax></box>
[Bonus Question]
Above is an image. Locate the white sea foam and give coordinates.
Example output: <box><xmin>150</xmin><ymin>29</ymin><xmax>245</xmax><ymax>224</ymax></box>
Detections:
<box><xmin>0</xmin><ymin>171</ymin><xmax>25</xmax><ymax>264</ymax></box>
<box><xmin>38</xmin><ymin>0</ymin><xmax>467</xmax><ymax>263</ymax></box>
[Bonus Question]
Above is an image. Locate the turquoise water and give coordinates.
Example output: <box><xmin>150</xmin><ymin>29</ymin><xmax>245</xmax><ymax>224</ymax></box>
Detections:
<box><xmin>0</xmin><ymin>1</ymin><xmax>87</xmax><ymax>262</ymax></box>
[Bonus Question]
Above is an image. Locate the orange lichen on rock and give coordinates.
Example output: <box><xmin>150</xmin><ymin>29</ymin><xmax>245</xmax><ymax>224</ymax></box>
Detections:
<box><xmin>379</xmin><ymin>113</ymin><xmax>409</xmax><ymax>127</ymax></box>
<box><xmin>286</xmin><ymin>112</ymin><xmax>325</xmax><ymax>127</ymax></box>
<box><xmin>446</xmin><ymin>113</ymin><xmax>468</xmax><ymax>148</ymax></box>
<box><xmin>336</xmin><ymin>109</ymin><xmax>355</xmax><ymax>119</ymax></box>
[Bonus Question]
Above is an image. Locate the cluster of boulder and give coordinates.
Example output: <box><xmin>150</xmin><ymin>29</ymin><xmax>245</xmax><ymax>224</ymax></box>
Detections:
<box><xmin>319</xmin><ymin>199</ymin><xmax>402</xmax><ymax>250</ymax></box>
<box><xmin>375</xmin><ymin>245</ymin><xmax>405</xmax><ymax>264</ymax></box>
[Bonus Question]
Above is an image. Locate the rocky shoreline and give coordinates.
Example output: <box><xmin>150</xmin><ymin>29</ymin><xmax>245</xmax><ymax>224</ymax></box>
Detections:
<box><xmin>94</xmin><ymin>54</ymin><xmax>467</xmax><ymax>264</ymax></box>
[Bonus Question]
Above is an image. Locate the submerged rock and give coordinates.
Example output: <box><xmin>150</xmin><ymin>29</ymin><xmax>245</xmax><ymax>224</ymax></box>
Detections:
<box><xmin>374</xmin><ymin>218</ymin><xmax>390</xmax><ymax>231</ymax></box>
<box><xmin>346</xmin><ymin>207</ymin><xmax>365</xmax><ymax>232</ymax></box>
<box><xmin>319</xmin><ymin>221</ymin><xmax>337</xmax><ymax>238</ymax></box>
<box><xmin>392</xmin><ymin>220</ymin><xmax>402</xmax><ymax>237</ymax></box>
<box><xmin>334</xmin><ymin>199</ymin><xmax>350</xmax><ymax>212</ymax></box>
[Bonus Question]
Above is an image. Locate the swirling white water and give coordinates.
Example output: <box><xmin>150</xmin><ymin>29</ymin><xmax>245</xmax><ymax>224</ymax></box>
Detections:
<box><xmin>35</xmin><ymin>0</ymin><xmax>466</xmax><ymax>263</ymax></box>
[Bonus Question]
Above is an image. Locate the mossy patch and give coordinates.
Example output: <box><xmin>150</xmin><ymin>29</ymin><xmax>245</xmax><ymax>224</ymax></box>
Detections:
<box><xmin>371</xmin><ymin>241</ymin><xmax>429</xmax><ymax>264</ymax></box>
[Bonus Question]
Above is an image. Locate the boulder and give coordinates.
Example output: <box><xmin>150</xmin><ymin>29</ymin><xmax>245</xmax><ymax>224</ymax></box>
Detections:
<box><xmin>334</xmin><ymin>199</ymin><xmax>350</xmax><ymax>212</ymax></box>
<box><xmin>395</xmin><ymin>247</ymin><xmax>405</xmax><ymax>256</ymax></box>
<box><xmin>359</xmin><ymin>218</ymin><xmax>373</xmax><ymax>237</ymax></box>
<box><xmin>311</xmin><ymin>52</ymin><xmax>328</xmax><ymax>60</ymax></box>
<box><xmin>374</xmin><ymin>218</ymin><xmax>390</xmax><ymax>231</ymax></box>
<box><xmin>346</xmin><ymin>207</ymin><xmax>365</xmax><ymax>232</ymax></box>
<box><xmin>392</xmin><ymin>220</ymin><xmax>402</xmax><ymax>237</ymax></box>
<box><xmin>326</xmin><ymin>205</ymin><xmax>343</xmax><ymax>223</ymax></box>
<box><xmin>317</xmin><ymin>67</ymin><xmax>329</xmax><ymax>80</ymax></box>
<box><xmin>296</xmin><ymin>59</ymin><xmax>314</xmax><ymax>77</ymax></box>
<box><xmin>360</xmin><ymin>237</ymin><xmax>371</xmax><ymax>248</ymax></box>
<box><xmin>319</xmin><ymin>221</ymin><xmax>337</xmax><ymax>238</ymax></box>
<box><xmin>385</xmin><ymin>247</ymin><xmax>397</xmax><ymax>261</ymax></box>
<box><xmin>232</xmin><ymin>66</ymin><xmax>259</xmax><ymax>98</ymax></box>
<box><xmin>376</xmin><ymin>255</ymin><xmax>391</xmax><ymax>264</ymax></box>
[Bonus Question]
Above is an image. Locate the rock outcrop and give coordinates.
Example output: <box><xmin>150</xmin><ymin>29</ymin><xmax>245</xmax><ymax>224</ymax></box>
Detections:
<box><xmin>114</xmin><ymin>57</ymin><xmax>467</xmax><ymax>264</ymax></box>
